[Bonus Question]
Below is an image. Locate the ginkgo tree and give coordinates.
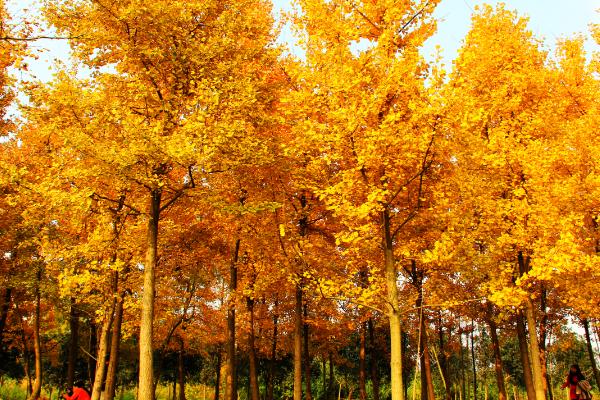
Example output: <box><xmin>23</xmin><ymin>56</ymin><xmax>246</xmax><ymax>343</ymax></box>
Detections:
<box><xmin>284</xmin><ymin>1</ymin><xmax>442</xmax><ymax>399</ymax></box>
<box><xmin>27</xmin><ymin>1</ymin><xmax>281</xmax><ymax>399</ymax></box>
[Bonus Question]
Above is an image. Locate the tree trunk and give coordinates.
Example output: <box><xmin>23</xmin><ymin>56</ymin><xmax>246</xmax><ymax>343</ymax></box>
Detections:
<box><xmin>28</xmin><ymin>268</ymin><xmax>42</xmax><ymax>400</ymax></box>
<box><xmin>247</xmin><ymin>298</ymin><xmax>260</xmax><ymax>400</ymax></box>
<box><xmin>383</xmin><ymin>208</ymin><xmax>405</xmax><ymax>400</ymax></box>
<box><xmin>438</xmin><ymin>313</ymin><xmax>451</xmax><ymax>400</ymax></box>
<box><xmin>91</xmin><ymin>299</ymin><xmax>116</xmax><ymax>400</ymax></box>
<box><xmin>419</xmin><ymin>300</ymin><xmax>435</xmax><ymax>400</ymax></box>
<box><xmin>524</xmin><ymin>301</ymin><xmax>545</xmax><ymax>400</ymax></box>
<box><xmin>22</xmin><ymin>331</ymin><xmax>32</xmax><ymax>396</ymax></box>
<box><xmin>105</xmin><ymin>297</ymin><xmax>124</xmax><ymax>400</ymax></box>
<box><xmin>294</xmin><ymin>285</ymin><xmax>303</xmax><ymax>400</ymax></box>
<box><xmin>215</xmin><ymin>351</ymin><xmax>222</xmax><ymax>400</ymax></box>
<box><xmin>471</xmin><ymin>320</ymin><xmax>477</xmax><ymax>400</ymax></box>
<box><xmin>359</xmin><ymin>322</ymin><xmax>367</xmax><ymax>400</ymax></box>
<box><xmin>539</xmin><ymin>287</ymin><xmax>553</xmax><ymax>400</ymax></box>
<box><xmin>67</xmin><ymin>298</ymin><xmax>79</xmax><ymax>389</ymax></box>
<box><xmin>486</xmin><ymin>304</ymin><xmax>507</xmax><ymax>400</ymax></box>
<box><xmin>304</xmin><ymin>304</ymin><xmax>313</xmax><ymax>400</ymax></box>
<box><xmin>516</xmin><ymin>313</ymin><xmax>535</xmax><ymax>400</ymax></box>
<box><xmin>226</xmin><ymin>238</ymin><xmax>240</xmax><ymax>400</ymax></box>
<box><xmin>329</xmin><ymin>353</ymin><xmax>334</xmax><ymax>399</ymax></box>
<box><xmin>459</xmin><ymin>322</ymin><xmax>466</xmax><ymax>400</ymax></box>
<box><xmin>88</xmin><ymin>319</ymin><xmax>97</xmax><ymax>387</ymax></box>
<box><xmin>0</xmin><ymin>288</ymin><xmax>12</xmax><ymax>343</ymax></box>
<box><xmin>517</xmin><ymin>252</ymin><xmax>545</xmax><ymax>400</ymax></box>
<box><xmin>583</xmin><ymin>319</ymin><xmax>600</xmax><ymax>388</ymax></box>
<box><xmin>172</xmin><ymin>378</ymin><xmax>177</xmax><ymax>400</ymax></box>
<box><xmin>139</xmin><ymin>188</ymin><xmax>161</xmax><ymax>400</ymax></box>
<box><xmin>178</xmin><ymin>339</ymin><xmax>186</xmax><ymax>400</ymax></box>
<box><xmin>368</xmin><ymin>318</ymin><xmax>380</xmax><ymax>400</ymax></box>
<box><xmin>267</xmin><ymin>306</ymin><xmax>278</xmax><ymax>400</ymax></box>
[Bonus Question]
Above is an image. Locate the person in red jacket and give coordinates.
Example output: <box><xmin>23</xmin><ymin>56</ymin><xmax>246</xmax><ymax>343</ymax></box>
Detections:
<box><xmin>63</xmin><ymin>381</ymin><xmax>91</xmax><ymax>400</ymax></box>
<box><xmin>562</xmin><ymin>364</ymin><xmax>586</xmax><ymax>400</ymax></box>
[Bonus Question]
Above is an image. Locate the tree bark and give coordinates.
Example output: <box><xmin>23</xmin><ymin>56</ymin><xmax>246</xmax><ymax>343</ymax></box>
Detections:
<box><xmin>516</xmin><ymin>313</ymin><xmax>535</xmax><ymax>400</ymax></box>
<box><xmin>247</xmin><ymin>298</ymin><xmax>260</xmax><ymax>400</ymax></box>
<box><xmin>359</xmin><ymin>322</ymin><xmax>367</xmax><ymax>400</ymax></box>
<box><xmin>139</xmin><ymin>188</ymin><xmax>162</xmax><ymax>400</ymax></box>
<box><xmin>524</xmin><ymin>300</ymin><xmax>545</xmax><ymax>400</ymax></box>
<box><xmin>21</xmin><ymin>327</ymin><xmax>32</xmax><ymax>396</ymax></box>
<box><xmin>486</xmin><ymin>304</ymin><xmax>507</xmax><ymax>400</ymax></box>
<box><xmin>67</xmin><ymin>298</ymin><xmax>79</xmax><ymax>389</ymax></box>
<box><xmin>383</xmin><ymin>207</ymin><xmax>405</xmax><ymax>400</ymax></box>
<box><xmin>304</xmin><ymin>303</ymin><xmax>313</xmax><ymax>400</ymax></box>
<box><xmin>294</xmin><ymin>285</ymin><xmax>303</xmax><ymax>400</ymax></box>
<box><xmin>266</xmin><ymin>305</ymin><xmax>278</xmax><ymax>400</ymax></box>
<box><xmin>28</xmin><ymin>268</ymin><xmax>42</xmax><ymax>400</ymax></box>
<box><xmin>438</xmin><ymin>313</ymin><xmax>451</xmax><ymax>400</ymax></box>
<box><xmin>583</xmin><ymin>318</ymin><xmax>600</xmax><ymax>388</ymax></box>
<box><xmin>329</xmin><ymin>353</ymin><xmax>334</xmax><ymax>399</ymax></box>
<box><xmin>410</xmin><ymin>261</ymin><xmax>435</xmax><ymax>400</ymax></box>
<box><xmin>226</xmin><ymin>238</ymin><xmax>240</xmax><ymax>400</ymax></box>
<box><xmin>368</xmin><ymin>318</ymin><xmax>380</xmax><ymax>400</ymax></box>
<box><xmin>88</xmin><ymin>319</ymin><xmax>97</xmax><ymax>387</ymax></box>
<box><xmin>0</xmin><ymin>288</ymin><xmax>11</xmax><ymax>344</ymax></box>
<box><xmin>91</xmin><ymin>299</ymin><xmax>116</xmax><ymax>400</ymax></box>
<box><xmin>471</xmin><ymin>320</ymin><xmax>477</xmax><ymax>400</ymax></box>
<box><xmin>539</xmin><ymin>287</ymin><xmax>553</xmax><ymax>400</ymax></box>
<box><xmin>214</xmin><ymin>350</ymin><xmax>222</xmax><ymax>400</ymax></box>
<box><xmin>459</xmin><ymin>322</ymin><xmax>466</xmax><ymax>400</ymax></box>
<box><xmin>105</xmin><ymin>296</ymin><xmax>124</xmax><ymax>400</ymax></box>
<box><xmin>178</xmin><ymin>339</ymin><xmax>186</xmax><ymax>400</ymax></box>
<box><xmin>518</xmin><ymin>252</ymin><xmax>545</xmax><ymax>400</ymax></box>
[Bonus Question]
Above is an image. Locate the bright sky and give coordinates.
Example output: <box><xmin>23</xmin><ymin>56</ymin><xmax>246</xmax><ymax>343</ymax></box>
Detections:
<box><xmin>6</xmin><ymin>0</ymin><xmax>600</xmax><ymax>82</ymax></box>
<box><xmin>271</xmin><ymin>0</ymin><xmax>599</xmax><ymax>66</ymax></box>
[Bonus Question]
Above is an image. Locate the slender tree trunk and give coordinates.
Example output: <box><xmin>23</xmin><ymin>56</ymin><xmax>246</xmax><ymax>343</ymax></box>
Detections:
<box><xmin>139</xmin><ymin>188</ymin><xmax>161</xmax><ymax>400</ymax></box>
<box><xmin>91</xmin><ymin>299</ymin><xmax>116</xmax><ymax>400</ymax></box>
<box><xmin>89</xmin><ymin>319</ymin><xmax>97</xmax><ymax>387</ymax></box>
<box><xmin>247</xmin><ymin>298</ymin><xmax>260</xmax><ymax>400</ymax></box>
<box><xmin>105</xmin><ymin>297</ymin><xmax>124</xmax><ymax>400</ymax></box>
<box><xmin>178</xmin><ymin>339</ymin><xmax>186</xmax><ymax>400</ymax></box>
<box><xmin>539</xmin><ymin>288</ymin><xmax>553</xmax><ymax>400</ymax></box>
<box><xmin>438</xmin><ymin>313</ymin><xmax>451</xmax><ymax>400</ymax></box>
<box><xmin>516</xmin><ymin>313</ymin><xmax>535</xmax><ymax>400</ymax></box>
<box><xmin>471</xmin><ymin>321</ymin><xmax>477</xmax><ymax>400</ymax></box>
<box><xmin>524</xmin><ymin>301</ymin><xmax>545</xmax><ymax>400</ymax></box>
<box><xmin>227</xmin><ymin>239</ymin><xmax>240</xmax><ymax>400</ymax></box>
<box><xmin>369</xmin><ymin>319</ymin><xmax>380</xmax><ymax>400</ymax></box>
<box><xmin>304</xmin><ymin>304</ymin><xmax>313</xmax><ymax>400</ymax></box>
<box><xmin>383</xmin><ymin>208</ymin><xmax>405</xmax><ymax>400</ymax></box>
<box><xmin>294</xmin><ymin>285</ymin><xmax>303</xmax><ymax>400</ymax></box>
<box><xmin>583</xmin><ymin>319</ymin><xmax>600</xmax><ymax>388</ymax></box>
<box><xmin>418</xmin><ymin>301</ymin><xmax>435</xmax><ymax>400</ymax></box>
<box><xmin>215</xmin><ymin>351</ymin><xmax>222</xmax><ymax>400</ymax></box>
<box><xmin>267</xmin><ymin>307</ymin><xmax>278</xmax><ymax>400</ymax></box>
<box><xmin>22</xmin><ymin>338</ymin><xmax>32</xmax><ymax>396</ymax></box>
<box><xmin>359</xmin><ymin>322</ymin><xmax>367</xmax><ymax>400</ymax></box>
<box><xmin>28</xmin><ymin>268</ymin><xmax>42</xmax><ymax>400</ymax></box>
<box><xmin>486</xmin><ymin>304</ymin><xmax>507</xmax><ymax>400</ymax></box>
<box><xmin>459</xmin><ymin>322</ymin><xmax>466</xmax><ymax>400</ymax></box>
<box><xmin>67</xmin><ymin>298</ymin><xmax>79</xmax><ymax>389</ymax></box>
<box><xmin>329</xmin><ymin>353</ymin><xmax>334</xmax><ymax>399</ymax></box>
<box><xmin>0</xmin><ymin>288</ymin><xmax>12</xmax><ymax>343</ymax></box>
<box><xmin>518</xmin><ymin>252</ymin><xmax>545</xmax><ymax>400</ymax></box>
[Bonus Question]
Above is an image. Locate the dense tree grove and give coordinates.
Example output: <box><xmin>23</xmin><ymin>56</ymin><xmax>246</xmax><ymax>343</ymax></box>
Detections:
<box><xmin>0</xmin><ymin>1</ymin><xmax>599</xmax><ymax>400</ymax></box>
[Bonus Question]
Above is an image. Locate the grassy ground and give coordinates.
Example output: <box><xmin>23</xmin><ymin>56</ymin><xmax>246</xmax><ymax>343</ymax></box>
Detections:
<box><xmin>0</xmin><ymin>380</ymin><xmax>215</xmax><ymax>400</ymax></box>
